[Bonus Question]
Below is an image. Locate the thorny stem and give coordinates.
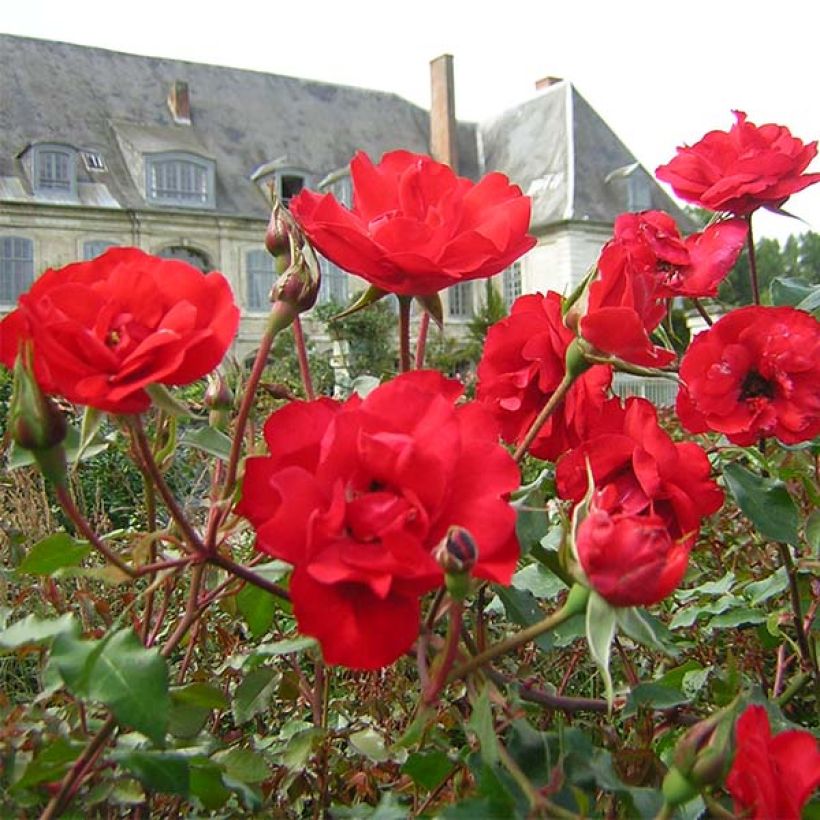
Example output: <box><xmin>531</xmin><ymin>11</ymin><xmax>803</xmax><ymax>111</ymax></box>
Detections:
<box><xmin>398</xmin><ymin>296</ymin><xmax>412</xmax><ymax>373</ymax></box>
<box><xmin>423</xmin><ymin>600</ymin><xmax>464</xmax><ymax>705</ymax></box>
<box><xmin>415</xmin><ymin>311</ymin><xmax>430</xmax><ymax>369</ymax></box>
<box><xmin>513</xmin><ymin>373</ymin><xmax>574</xmax><ymax>462</ymax></box>
<box><xmin>140</xmin><ymin>447</ymin><xmax>159</xmax><ymax>643</ymax></box>
<box><xmin>128</xmin><ymin>417</ymin><xmax>205</xmax><ymax>554</ymax></box>
<box><xmin>208</xmin><ymin>552</ymin><xmax>291</xmax><ymax>602</ymax></box>
<box><xmin>777</xmin><ymin>542</ymin><xmax>818</xmax><ymax>690</ymax></box>
<box><xmin>292</xmin><ymin>315</ymin><xmax>316</xmax><ymax>400</ymax></box>
<box><xmin>746</xmin><ymin>214</ymin><xmax>761</xmax><ymax>305</ymax></box>
<box><xmin>54</xmin><ymin>484</ymin><xmax>136</xmax><ymax>578</ymax></box>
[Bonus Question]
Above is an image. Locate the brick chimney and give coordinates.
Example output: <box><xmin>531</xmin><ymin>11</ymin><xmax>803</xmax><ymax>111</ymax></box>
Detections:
<box><xmin>535</xmin><ymin>76</ymin><xmax>562</xmax><ymax>92</ymax></box>
<box><xmin>429</xmin><ymin>54</ymin><xmax>458</xmax><ymax>168</ymax></box>
<box><xmin>168</xmin><ymin>80</ymin><xmax>191</xmax><ymax>125</ymax></box>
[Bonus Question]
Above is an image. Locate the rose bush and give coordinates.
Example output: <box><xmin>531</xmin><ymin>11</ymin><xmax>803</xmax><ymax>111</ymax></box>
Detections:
<box><xmin>556</xmin><ymin>398</ymin><xmax>724</xmax><ymax>606</ymax></box>
<box><xmin>289</xmin><ymin>150</ymin><xmax>536</xmax><ymax>296</ymax></box>
<box><xmin>476</xmin><ymin>291</ymin><xmax>612</xmax><ymax>461</ymax></box>
<box><xmin>656</xmin><ymin>111</ymin><xmax>820</xmax><ymax>215</ymax></box>
<box><xmin>0</xmin><ymin>247</ymin><xmax>239</xmax><ymax>414</ymax></box>
<box><xmin>235</xmin><ymin>370</ymin><xmax>520</xmax><ymax>669</ymax></box>
<box><xmin>725</xmin><ymin>705</ymin><xmax>820</xmax><ymax>819</ymax></box>
<box><xmin>677</xmin><ymin>305</ymin><xmax>820</xmax><ymax>445</ymax></box>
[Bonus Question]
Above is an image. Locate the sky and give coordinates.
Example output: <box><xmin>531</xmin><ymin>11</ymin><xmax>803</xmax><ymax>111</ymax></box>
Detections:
<box><xmin>3</xmin><ymin>0</ymin><xmax>820</xmax><ymax>243</ymax></box>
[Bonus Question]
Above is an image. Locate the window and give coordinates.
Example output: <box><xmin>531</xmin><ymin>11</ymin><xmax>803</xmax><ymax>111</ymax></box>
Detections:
<box><xmin>158</xmin><ymin>245</ymin><xmax>212</xmax><ymax>272</ymax></box>
<box><xmin>81</xmin><ymin>151</ymin><xmax>106</xmax><ymax>172</ymax></box>
<box><xmin>146</xmin><ymin>153</ymin><xmax>215</xmax><ymax>208</ymax></box>
<box><xmin>502</xmin><ymin>261</ymin><xmax>523</xmax><ymax>308</ymax></box>
<box><xmin>448</xmin><ymin>281</ymin><xmax>473</xmax><ymax>318</ymax></box>
<box><xmin>280</xmin><ymin>174</ymin><xmax>305</xmax><ymax>206</ymax></box>
<box><xmin>83</xmin><ymin>240</ymin><xmax>116</xmax><ymax>260</ymax></box>
<box><xmin>627</xmin><ymin>173</ymin><xmax>652</xmax><ymax>212</ymax></box>
<box><xmin>246</xmin><ymin>249</ymin><xmax>275</xmax><ymax>311</ymax></box>
<box><xmin>31</xmin><ymin>145</ymin><xmax>77</xmax><ymax>197</ymax></box>
<box><xmin>318</xmin><ymin>256</ymin><xmax>349</xmax><ymax>306</ymax></box>
<box><xmin>0</xmin><ymin>237</ymin><xmax>34</xmax><ymax>304</ymax></box>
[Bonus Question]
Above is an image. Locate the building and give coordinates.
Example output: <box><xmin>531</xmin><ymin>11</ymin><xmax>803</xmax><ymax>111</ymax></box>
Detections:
<box><xmin>0</xmin><ymin>34</ymin><xmax>688</xmax><ymax>359</ymax></box>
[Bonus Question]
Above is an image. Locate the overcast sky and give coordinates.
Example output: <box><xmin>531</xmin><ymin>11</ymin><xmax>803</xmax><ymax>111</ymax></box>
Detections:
<box><xmin>4</xmin><ymin>0</ymin><xmax>819</xmax><ymax>242</ymax></box>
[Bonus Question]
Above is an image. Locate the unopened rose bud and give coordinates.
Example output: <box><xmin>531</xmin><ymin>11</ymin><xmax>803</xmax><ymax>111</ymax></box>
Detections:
<box><xmin>204</xmin><ymin>372</ymin><xmax>233</xmax><ymax>429</ymax></box>
<box><xmin>264</xmin><ymin>198</ymin><xmax>293</xmax><ymax>259</ymax></box>
<box><xmin>434</xmin><ymin>526</ymin><xmax>478</xmax><ymax>601</ymax></box>
<box><xmin>9</xmin><ymin>349</ymin><xmax>68</xmax><ymax>486</ymax></box>
<box><xmin>268</xmin><ymin>243</ymin><xmax>322</xmax><ymax>334</ymax></box>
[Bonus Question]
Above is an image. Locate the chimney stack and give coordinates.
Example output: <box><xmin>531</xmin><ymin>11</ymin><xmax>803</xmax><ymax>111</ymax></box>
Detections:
<box><xmin>168</xmin><ymin>80</ymin><xmax>191</xmax><ymax>125</ymax></box>
<box><xmin>429</xmin><ymin>54</ymin><xmax>458</xmax><ymax>169</ymax></box>
<box><xmin>535</xmin><ymin>76</ymin><xmax>562</xmax><ymax>92</ymax></box>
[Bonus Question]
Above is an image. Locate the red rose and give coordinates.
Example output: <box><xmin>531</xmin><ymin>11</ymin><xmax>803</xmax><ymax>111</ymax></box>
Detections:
<box><xmin>725</xmin><ymin>705</ymin><xmax>820</xmax><ymax>820</ymax></box>
<box><xmin>656</xmin><ymin>111</ymin><xmax>820</xmax><ymax>216</ymax></box>
<box><xmin>476</xmin><ymin>292</ymin><xmax>612</xmax><ymax>461</ymax></box>
<box><xmin>677</xmin><ymin>306</ymin><xmax>820</xmax><ymax>446</ymax></box>
<box><xmin>235</xmin><ymin>371</ymin><xmax>520</xmax><ymax>669</ymax></box>
<box><xmin>556</xmin><ymin>398</ymin><xmax>723</xmax><ymax>606</ymax></box>
<box><xmin>0</xmin><ymin>248</ymin><xmax>239</xmax><ymax>414</ymax></box>
<box><xmin>605</xmin><ymin>210</ymin><xmax>747</xmax><ymax>299</ymax></box>
<box><xmin>289</xmin><ymin>150</ymin><xmax>536</xmax><ymax>296</ymax></box>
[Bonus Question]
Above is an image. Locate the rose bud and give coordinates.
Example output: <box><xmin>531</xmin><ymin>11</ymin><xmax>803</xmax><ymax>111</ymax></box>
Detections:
<box><xmin>264</xmin><ymin>198</ymin><xmax>292</xmax><ymax>258</ymax></box>
<box><xmin>434</xmin><ymin>526</ymin><xmax>478</xmax><ymax>601</ymax></box>
<box><xmin>204</xmin><ymin>371</ymin><xmax>234</xmax><ymax>429</ymax></box>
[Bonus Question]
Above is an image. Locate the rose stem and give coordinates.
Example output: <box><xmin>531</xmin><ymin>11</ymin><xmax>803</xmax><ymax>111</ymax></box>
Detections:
<box><xmin>691</xmin><ymin>298</ymin><xmax>714</xmax><ymax>327</ymax></box>
<box><xmin>53</xmin><ymin>485</ymin><xmax>136</xmax><ymax>578</ymax></box>
<box><xmin>448</xmin><ymin>584</ymin><xmax>588</xmax><ymax>682</ymax></box>
<box><xmin>414</xmin><ymin>311</ymin><xmax>430</xmax><ymax>369</ymax></box>
<box><xmin>292</xmin><ymin>315</ymin><xmax>316</xmax><ymax>400</ymax></box>
<box><xmin>398</xmin><ymin>296</ymin><xmax>412</xmax><ymax>373</ymax></box>
<box><xmin>423</xmin><ymin>600</ymin><xmax>464</xmax><ymax>705</ymax></box>
<box><xmin>207</xmin><ymin>552</ymin><xmax>291</xmax><ymax>602</ymax></box>
<box><xmin>513</xmin><ymin>372</ymin><xmax>574</xmax><ymax>462</ymax></box>
<box><xmin>746</xmin><ymin>214</ymin><xmax>761</xmax><ymax>305</ymax></box>
<box><xmin>138</xmin><ymin>450</ymin><xmax>159</xmax><ymax>642</ymax></box>
<box><xmin>128</xmin><ymin>416</ymin><xmax>206</xmax><ymax>554</ymax></box>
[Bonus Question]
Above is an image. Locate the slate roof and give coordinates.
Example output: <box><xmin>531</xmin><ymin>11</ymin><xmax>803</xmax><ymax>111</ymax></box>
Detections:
<box><xmin>0</xmin><ymin>33</ymin><xmax>687</xmax><ymax>230</ymax></box>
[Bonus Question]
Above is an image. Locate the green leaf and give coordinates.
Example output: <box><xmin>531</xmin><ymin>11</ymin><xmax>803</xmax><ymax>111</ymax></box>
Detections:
<box><xmin>13</xmin><ymin>738</ymin><xmax>82</xmax><ymax>790</ymax></box>
<box><xmin>179</xmin><ymin>426</ymin><xmax>232</xmax><ymax>461</ymax></box>
<box><xmin>512</xmin><ymin>563</ymin><xmax>566</xmax><ymax>601</ymax></box>
<box><xmin>171</xmin><ymin>682</ymin><xmax>227</xmax><ymax>709</ymax></box>
<box><xmin>512</xmin><ymin>469</ymin><xmax>553</xmax><ymax>556</ymax></box>
<box><xmin>212</xmin><ymin>747</ymin><xmax>270</xmax><ymax>784</ymax></box>
<box><xmin>254</xmin><ymin>636</ymin><xmax>317</xmax><ymax>657</ymax></box>
<box><xmin>585</xmin><ymin>590</ymin><xmax>616</xmax><ymax>709</ymax></box>
<box><xmin>113</xmin><ymin>750</ymin><xmax>190</xmax><ymax>796</ymax></box>
<box><xmin>707</xmin><ymin>608</ymin><xmax>767</xmax><ymax>630</ymax></box>
<box><xmin>8</xmin><ymin>423</ymin><xmax>109</xmax><ymax>470</ymax></box>
<box><xmin>145</xmin><ymin>383</ymin><xmax>194</xmax><ymax>417</ymax></box>
<box><xmin>677</xmin><ymin>571</ymin><xmax>736</xmax><ymax>600</ymax></box>
<box><xmin>232</xmin><ymin>667</ymin><xmax>277</xmax><ymax>724</ymax></box>
<box><xmin>51</xmin><ymin>627</ymin><xmax>170</xmax><ymax>744</ymax></box>
<box><xmin>236</xmin><ymin>584</ymin><xmax>276</xmax><ymax>639</ymax></box>
<box><xmin>467</xmin><ymin>686</ymin><xmax>498</xmax><ymax>767</ymax></box>
<box><xmin>168</xmin><ymin>683</ymin><xmax>225</xmax><ymax>738</ymax></box>
<box><xmin>17</xmin><ymin>532</ymin><xmax>91</xmax><ymax>576</ymax></box>
<box><xmin>723</xmin><ymin>462</ymin><xmax>800</xmax><ymax>546</ymax></box>
<box><xmin>796</xmin><ymin>284</ymin><xmax>820</xmax><ymax>314</ymax></box>
<box><xmin>349</xmin><ymin>727</ymin><xmax>390</xmax><ymax>763</ymax></box>
<box><xmin>770</xmin><ymin>276</ymin><xmax>814</xmax><ymax>307</ymax></box>
<box><xmin>189</xmin><ymin>759</ymin><xmax>231</xmax><ymax>810</ymax></box>
<box><xmin>0</xmin><ymin>613</ymin><xmax>78</xmax><ymax>650</ymax></box>
<box><xmin>494</xmin><ymin>586</ymin><xmax>553</xmax><ymax>651</ymax></box>
<box><xmin>616</xmin><ymin>607</ymin><xmax>677</xmax><ymax>655</ymax></box>
<box><xmin>401</xmin><ymin>750</ymin><xmax>453</xmax><ymax>790</ymax></box>
<box><xmin>806</xmin><ymin>509</ymin><xmax>820</xmax><ymax>554</ymax></box>
<box><xmin>744</xmin><ymin>568</ymin><xmax>789</xmax><ymax>605</ymax></box>
<box><xmin>623</xmin><ymin>683</ymin><xmax>689</xmax><ymax>717</ymax></box>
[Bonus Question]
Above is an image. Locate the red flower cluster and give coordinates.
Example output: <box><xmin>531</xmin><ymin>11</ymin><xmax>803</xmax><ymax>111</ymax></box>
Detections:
<box><xmin>290</xmin><ymin>150</ymin><xmax>536</xmax><ymax>296</ymax></box>
<box><xmin>0</xmin><ymin>248</ymin><xmax>239</xmax><ymax>414</ymax></box>
<box><xmin>678</xmin><ymin>306</ymin><xmax>820</xmax><ymax>446</ymax></box>
<box><xmin>556</xmin><ymin>398</ymin><xmax>723</xmax><ymax>606</ymax></box>
<box><xmin>725</xmin><ymin>705</ymin><xmax>820</xmax><ymax>819</ymax></box>
<box><xmin>656</xmin><ymin>111</ymin><xmax>820</xmax><ymax>216</ymax></box>
<box><xmin>235</xmin><ymin>371</ymin><xmax>520</xmax><ymax>669</ymax></box>
<box><xmin>577</xmin><ymin>210</ymin><xmax>746</xmax><ymax>366</ymax></box>
<box><xmin>476</xmin><ymin>292</ymin><xmax>612</xmax><ymax>461</ymax></box>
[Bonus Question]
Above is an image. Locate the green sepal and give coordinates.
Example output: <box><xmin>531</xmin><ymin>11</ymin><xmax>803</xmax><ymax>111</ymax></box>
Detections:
<box><xmin>585</xmin><ymin>589</ymin><xmax>617</xmax><ymax>711</ymax></box>
<box><xmin>330</xmin><ymin>284</ymin><xmax>389</xmax><ymax>321</ymax></box>
<box><xmin>414</xmin><ymin>292</ymin><xmax>444</xmax><ymax>328</ymax></box>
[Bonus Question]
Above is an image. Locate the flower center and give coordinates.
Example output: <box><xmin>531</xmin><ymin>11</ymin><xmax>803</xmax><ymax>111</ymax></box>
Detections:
<box><xmin>740</xmin><ymin>370</ymin><xmax>775</xmax><ymax>401</ymax></box>
<box><xmin>105</xmin><ymin>329</ymin><xmax>121</xmax><ymax>348</ymax></box>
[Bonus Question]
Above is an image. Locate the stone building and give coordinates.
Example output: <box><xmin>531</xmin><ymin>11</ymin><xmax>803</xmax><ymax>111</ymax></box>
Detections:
<box><xmin>0</xmin><ymin>34</ymin><xmax>687</xmax><ymax>359</ymax></box>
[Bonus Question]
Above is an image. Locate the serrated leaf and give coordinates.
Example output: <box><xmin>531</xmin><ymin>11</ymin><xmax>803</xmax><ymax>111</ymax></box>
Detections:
<box><xmin>770</xmin><ymin>276</ymin><xmax>814</xmax><ymax>307</ymax></box>
<box><xmin>707</xmin><ymin>608</ymin><xmax>767</xmax><ymax>630</ymax></box>
<box><xmin>254</xmin><ymin>636</ymin><xmax>317</xmax><ymax>657</ymax></box>
<box><xmin>212</xmin><ymin>748</ymin><xmax>270</xmax><ymax>784</ymax></box>
<box><xmin>467</xmin><ymin>687</ymin><xmax>498</xmax><ymax>767</ymax></box>
<box><xmin>724</xmin><ymin>463</ymin><xmax>799</xmax><ymax>546</ymax></box>
<box><xmin>171</xmin><ymin>682</ymin><xmax>227</xmax><ymax>709</ymax></box>
<box><xmin>616</xmin><ymin>607</ymin><xmax>676</xmax><ymax>655</ymax></box>
<box><xmin>796</xmin><ymin>285</ymin><xmax>820</xmax><ymax>314</ymax></box>
<box><xmin>0</xmin><ymin>613</ymin><xmax>78</xmax><ymax>651</ymax></box>
<box><xmin>494</xmin><ymin>586</ymin><xmax>553</xmax><ymax>651</ymax></box>
<box><xmin>623</xmin><ymin>683</ymin><xmax>688</xmax><ymax>717</ymax></box>
<box><xmin>744</xmin><ymin>568</ymin><xmax>788</xmax><ymax>605</ymax></box>
<box><xmin>512</xmin><ymin>563</ymin><xmax>566</xmax><ymax>601</ymax></box>
<box><xmin>350</xmin><ymin>727</ymin><xmax>390</xmax><ymax>763</ymax></box>
<box><xmin>236</xmin><ymin>584</ymin><xmax>276</xmax><ymax>639</ymax></box>
<box><xmin>232</xmin><ymin>667</ymin><xmax>277</xmax><ymax>725</ymax></box>
<box><xmin>17</xmin><ymin>532</ymin><xmax>91</xmax><ymax>575</ymax></box>
<box><xmin>585</xmin><ymin>590</ymin><xmax>616</xmax><ymax>709</ymax></box>
<box><xmin>12</xmin><ymin>738</ymin><xmax>82</xmax><ymax>790</ymax></box>
<box><xmin>189</xmin><ymin>759</ymin><xmax>231</xmax><ymax>810</ymax></box>
<box><xmin>51</xmin><ymin>627</ymin><xmax>170</xmax><ymax>744</ymax></box>
<box><xmin>677</xmin><ymin>571</ymin><xmax>736</xmax><ymax>600</ymax></box>
<box><xmin>113</xmin><ymin>750</ymin><xmax>190</xmax><ymax>796</ymax></box>
<box><xmin>179</xmin><ymin>426</ymin><xmax>232</xmax><ymax>461</ymax></box>
<box><xmin>401</xmin><ymin>750</ymin><xmax>453</xmax><ymax>790</ymax></box>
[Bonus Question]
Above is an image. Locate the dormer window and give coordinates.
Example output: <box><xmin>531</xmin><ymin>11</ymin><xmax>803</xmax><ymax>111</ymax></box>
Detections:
<box><xmin>250</xmin><ymin>160</ymin><xmax>310</xmax><ymax>208</ymax></box>
<box><xmin>29</xmin><ymin>144</ymin><xmax>77</xmax><ymax>199</ymax></box>
<box><xmin>145</xmin><ymin>152</ymin><xmax>215</xmax><ymax>208</ymax></box>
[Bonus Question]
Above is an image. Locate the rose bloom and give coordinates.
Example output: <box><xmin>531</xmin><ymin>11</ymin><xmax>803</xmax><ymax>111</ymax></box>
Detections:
<box><xmin>556</xmin><ymin>398</ymin><xmax>723</xmax><ymax>606</ymax></box>
<box><xmin>725</xmin><ymin>705</ymin><xmax>820</xmax><ymax>820</ymax></box>
<box><xmin>677</xmin><ymin>306</ymin><xmax>820</xmax><ymax>446</ymax></box>
<box><xmin>606</xmin><ymin>210</ymin><xmax>747</xmax><ymax>299</ymax></box>
<box><xmin>0</xmin><ymin>248</ymin><xmax>239</xmax><ymax>414</ymax></box>
<box><xmin>656</xmin><ymin>111</ymin><xmax>820</xmax><ymax>216</ymax></box>
<box><xmin>235</xmin><ymin>371</ymin><xmax>520</xmax><ymax>669</ymax></box>
<box><xmin>289</xmin><ymin>150</ymin><xmax>536</xmax><ymax>296</ymax></box>
<box><xmin>476</xmin><ymin>291</ymin><xmax>612</xmax><ymax>461</ymax></box>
